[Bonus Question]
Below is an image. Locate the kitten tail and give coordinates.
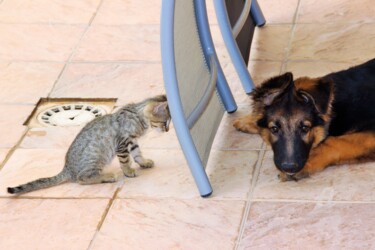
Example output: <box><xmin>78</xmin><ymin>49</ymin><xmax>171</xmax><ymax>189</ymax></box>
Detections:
<box><xmin>7</xmin><ymin>170</ymin><xmax>70</xmax><ymax>195</ymax></box>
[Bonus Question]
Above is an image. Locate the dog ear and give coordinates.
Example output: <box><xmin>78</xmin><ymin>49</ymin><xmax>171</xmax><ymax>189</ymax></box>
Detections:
<box><xmin>252</xmin><ymin>72</ymin><xmax>294</xmax><ymax>106</ymax></box>
<box><xmin>297</xmin><ymin>78</ymin><xmax>334</xmax><ymax>114</ymax></box>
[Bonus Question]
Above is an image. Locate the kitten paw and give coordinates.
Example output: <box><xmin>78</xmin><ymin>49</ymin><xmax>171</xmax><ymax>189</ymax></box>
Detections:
<box><xmin>139</xmin><ymin>159</ymin><xmax>154</xmax><ymax>168</ymax></box>
<box><xmin>123</xmin><ymin>168</ymin><xmax>137</xmax><ymax>178</ymax></box>
<box><xmin>101</xmin><ymin>173</ymin><xmax>118</xmax><ymax>183</ymax></box>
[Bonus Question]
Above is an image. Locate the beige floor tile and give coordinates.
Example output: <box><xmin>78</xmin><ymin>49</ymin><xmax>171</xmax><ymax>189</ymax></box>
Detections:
<box><xmin>0</xmin><ymin>24</ymin><xmax>85</xmax><ymax>61</ymax></box>
<box><xmin>210</xmin><ymin>24</ymin><xmax>225</xmax><ymax>47</ymax></box>
<box><xmin>289</xmin><ymin>23</ymin><xmax>375</xmax><ymax>63</ymax></box>
<box><xmin>91</xmin><ymin>199</ymin><xmax>245</xmax><ymax>250</ymax></box>
<box><xmin>0</xmin><ymin>0</ymin><xmax>100</xmax><ymax>24</ymax></box>
<box><xmin>253</xmin><ymin>151</ymin><xmax>375</xmax><ymax>201</ymax></box>
<box><xmin>206</xmin><ymin>150</ymin><xmax>258</xmax><ymax>200</ymax></box>
<box><xmin>213</xmin><ymin>105</ymin><xmax>264</xmax><ymax>150</ymax></box>
<box><xmin>248</xmin><ymin>61</ymin><xmax>283</xmax><ymax>87</ymax></box>
<box><xmin>250</xmin><ymin>25</ymin><xmax>292</xmax><ymax>61</ymax></box>
<box><xmin>206</xmin><ymin>0</ymin><xmax>217</xmax><ymax>25</ymax></box>
<box><xmin>285</xmin><ymin>61</ymin><xmax>355</xmax><ymax>78</ymax></box>
<box><xmin>0</xmin><ymin>62</ymin><xmax>63</xmax><ymax>104</ymax></box>
<box><xmin>51</xmin><ymin>63</ymin><xmax>164</xmax><ymax>105</ymax></box>
<box><xmin>0</xmin><ymin>149</ymin><xmax>121</xmax><ymax>198</ymax></box>
<box><xmin>258</xmin><ymin>0</ymin><xmax>299</xmax><ymax>24</ymax></box>
<box><xmin>118</xmin><ymin>149</ymin><xmax>258</xmax><ymax>200</ymax></box>
<box><xmin>72</xmin><ymin>25</ymin><xmax>160</xmax><ymax>62</ymax></box>
<box><xmin>0</xmin><ymin>198</ymin><xmax>108</xmax><ymax>250</ymax></box>
<box><xmin>0</xmin><ymin>105</ymin><xmax>34</xmax><ymax>148</ymax></box>
<box><xmin>297</xmin><ymin>0</ymin><xmax>375</xmax><ymax>24</ymax></box>
<box><xmin>239</xmin><ymin>201</ymin><xmax>375</xmax><ymax>249</ymax></box>
<box><xmin>20</xmin><ymin>126</ymin><xmax>82</xmax><ymax>149</ymax></box>
<box><xmin>93</xmin><ymin>0</ymin><xmax>160</xmax><ymax>25</ymax></box>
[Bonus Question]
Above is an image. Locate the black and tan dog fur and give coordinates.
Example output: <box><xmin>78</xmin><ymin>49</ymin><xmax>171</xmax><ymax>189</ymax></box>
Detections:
<box><xmin>234</xmin><ymin>59</ymin><xmax>375</xmax><ymax>181</ymax></box>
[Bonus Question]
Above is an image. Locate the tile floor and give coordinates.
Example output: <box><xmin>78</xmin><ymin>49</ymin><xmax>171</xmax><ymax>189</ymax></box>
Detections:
<box><xmin>0</xmin><ymin>0</ymin><xmax>374</xmax><ymax>249</ymax></box>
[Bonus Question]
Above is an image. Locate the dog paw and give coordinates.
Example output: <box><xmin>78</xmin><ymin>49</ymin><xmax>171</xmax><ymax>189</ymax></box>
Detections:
<box><xmin>278</xmin><ymin>171</ymin><xmax>310</xmax><ymax>182</ymax></box>
<box><xmin>233</xmin><ymin>118</ymin><xmax>248</xmax><ymax>132</ymax></box>
<box><xmin>139</xmin><ymin>159</ymin><xmax>154</xmax><ymax>168</ymax></box>
<box><xmin>233</xmin><ymin>117</ymin><xmax>258</xmax><ymax>134</ymax></box>
<box><xmin>291</xmin><ymin>171</ymin><xmax>310</xmax><ymax>181</ymax></box>
<box><xmin>278</xmin><ymin>172</ymin><xmax>296</xmax><ymax>182</ymax></box>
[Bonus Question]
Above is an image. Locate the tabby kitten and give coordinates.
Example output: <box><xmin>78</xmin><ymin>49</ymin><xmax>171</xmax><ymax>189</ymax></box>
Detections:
<box><xmin>8</xmin><ymin>95</ymin><xmax>170</xmax><ymax>195</ymax></box>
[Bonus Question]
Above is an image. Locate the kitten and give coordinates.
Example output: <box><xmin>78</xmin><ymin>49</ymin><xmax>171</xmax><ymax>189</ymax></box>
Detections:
<box><xmin>7</xmin><ymin>95</ymin><xmax>170</xmax><ymax>195</ymax></box>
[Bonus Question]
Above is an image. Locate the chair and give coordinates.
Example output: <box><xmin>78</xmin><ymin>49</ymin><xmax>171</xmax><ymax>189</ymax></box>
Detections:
<box><xmin>160</xmin><ymin>0</ymin><xmax>265</xmax><ymax>197</ymax></box>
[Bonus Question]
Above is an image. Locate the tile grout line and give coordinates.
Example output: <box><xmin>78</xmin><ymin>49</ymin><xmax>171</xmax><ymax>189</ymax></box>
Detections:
<box><xmin>67</xmin><ymin>60</ymin><xmax>162</xmax><ymax>64</ymax></box>
<box><xmin>213</xmin><ymin>21</ymin><xmax>375</xmax><ymax>26</ymax></box>
<box><xmin>250</xmin><ymin>199</ymin><xmax>375</xmax><ymax>204</ymax></box>
<box><xmin>47</xmin><ymin>0</ymin><xmax>106</xmax><ymax>98</ymax></box>
<box><xmin>0</xmin><ymin>127</ymin><xmax>30</xmax><ymax>172</ymax></box>
<box><xmin>1</xmin><ymin>194</ymin><xmax>373</xmax><ymax>204</ymax></box>
<box><xmin>251</xmin><ymin>58</ymin><xmax>360</xmax><ymax>64</ymax></box>
<box><xmin>0</xmin><ymin>59</ymin><xmax>162</xmax><ymax>64</ymax></box>
<box><xmin>281</xmin><ymin>0</ymin><xmax>302</xmax><ymax>73</ymax></box>
<box><xmin>87</xmin><ymin>186</ymin><xmax>121</xmax><ymax>250</ymax></box>
<box><xmin>234</xmin><ymin>143</ymin><xmax>267</xmax><ymax>250</ymax></box>
<box><xmin>0</xmin><ymin>196</ymin><xmax>114</xmax><ymax>200</ymax></box>
<box><xmin>3</xmin><ymin>58</ymin><xmax>360</xmax><ymax>65</ymax></box>
<box><xmin>0</xmin><ymin>102</ymin><xmax>37</xmax><ymax>106</ymax></box>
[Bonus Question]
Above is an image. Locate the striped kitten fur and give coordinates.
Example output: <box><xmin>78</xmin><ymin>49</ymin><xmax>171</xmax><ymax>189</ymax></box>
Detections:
<box><xmin>7</xmin><ymin>95</ymin><xmax>170</xmax><ymax>195</ymax></box>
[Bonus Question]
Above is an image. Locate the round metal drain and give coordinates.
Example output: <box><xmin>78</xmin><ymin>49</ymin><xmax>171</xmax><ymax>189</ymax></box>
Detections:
<box><xmin>37</xmin><ymin>104</ymin><xmax>107</xmax><ymax>127</ymax></box>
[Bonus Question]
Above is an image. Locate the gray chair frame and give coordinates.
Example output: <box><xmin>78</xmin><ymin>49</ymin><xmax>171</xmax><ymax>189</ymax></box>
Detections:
<box><xmin>161</xmin><ymin>0</ymin><xmax>265</xmax><ymax>197</ymax></box>
<box><xmin>214</xmin><ymin>0</ymin><xmax>266</xmax><ymax>93</ymax></box>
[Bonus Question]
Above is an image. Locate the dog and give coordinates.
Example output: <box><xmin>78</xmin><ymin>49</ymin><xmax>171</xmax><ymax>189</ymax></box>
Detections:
<box><xmin>234</xmin><ymin>58</ymin><xmax>375</xmax><ymax>181</ymax></box>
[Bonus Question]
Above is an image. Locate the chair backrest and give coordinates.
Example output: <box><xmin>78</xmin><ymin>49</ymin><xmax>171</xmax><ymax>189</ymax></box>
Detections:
<box><xmin>161</xmin><ymin>0</ymin><xmax>229</xmax><ymax>196</ymax></box>
<box><xmin>173</xmin><ymin>0</ymin><xmax>224</xmax><ymax>165</ymax></box>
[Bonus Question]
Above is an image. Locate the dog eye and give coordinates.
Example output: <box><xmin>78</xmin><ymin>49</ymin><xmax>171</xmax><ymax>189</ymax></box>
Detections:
<box><xmin>270</xmin><ymin>126</ymin><xmax>279</xmax><ymax>134</ymax></box>
<box><xmin>300</xmin><ymin>125</ymin><xmax>310</xmax><ymax>133</ymax></box>
<box><xmin>300</xmin><ymin>93</ymin><xmax>309</xmax><ymax>104</ymax></box>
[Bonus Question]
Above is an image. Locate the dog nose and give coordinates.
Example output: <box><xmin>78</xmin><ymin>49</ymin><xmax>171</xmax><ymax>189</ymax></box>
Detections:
<box><xmin>281</xmin><ymin>162</ymin><xmax>299</xmax><ymax>173</ymax></box>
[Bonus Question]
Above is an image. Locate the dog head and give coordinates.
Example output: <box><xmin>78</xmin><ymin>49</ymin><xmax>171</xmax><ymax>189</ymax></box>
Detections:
<box><xmin>253</xmin><ymin>72</ymin><xmax>334</xmax><ymax>174</ymax></box>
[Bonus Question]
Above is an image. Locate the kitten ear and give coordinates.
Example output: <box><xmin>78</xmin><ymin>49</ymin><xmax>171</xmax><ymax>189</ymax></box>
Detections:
<box><xmin>152</xmin><ymin>101</ymin><xmax>168</xmax><ymax>116</ymax></box>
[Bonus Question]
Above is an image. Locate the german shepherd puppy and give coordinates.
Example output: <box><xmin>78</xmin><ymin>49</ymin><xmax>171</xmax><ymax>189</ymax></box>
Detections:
<box><xmin>234</xmin><ymin>59</ymin><xmax>375</xmax><ymax>181</ymax></box>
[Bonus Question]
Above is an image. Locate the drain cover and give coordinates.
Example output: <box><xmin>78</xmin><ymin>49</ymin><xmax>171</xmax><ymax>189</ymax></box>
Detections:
<box><xmin>37</xmin><ymin>104</ymin><xmax>107</xmax><ymax>127</ymax></box>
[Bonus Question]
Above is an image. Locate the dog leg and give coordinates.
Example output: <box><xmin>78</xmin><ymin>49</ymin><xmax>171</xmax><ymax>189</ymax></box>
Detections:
<box><xmin>233</xmin><ymin>114</ymin><xmax>260</xmax><ymax>134</ymax></box>
<box><xmin>292</xmin><ymin>132</ymin><xmax>375</xmax><ymax>180</ymax></box>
